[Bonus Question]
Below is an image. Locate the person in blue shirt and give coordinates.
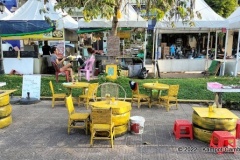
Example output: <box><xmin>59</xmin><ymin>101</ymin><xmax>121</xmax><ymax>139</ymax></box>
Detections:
<box><xmin>170</xmin><ymin>44</ymin><xmax>176</xmax><ymax>57</ymax></box>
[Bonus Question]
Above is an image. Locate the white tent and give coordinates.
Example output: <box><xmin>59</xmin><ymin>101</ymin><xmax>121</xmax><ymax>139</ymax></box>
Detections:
<box><xmin>3</xmin><ymin>0</ymin><xmax>78</xmax><ymax>30</ymax></box>
<box><xmin>225</xmin><ymin>7</ymin><xmax>240</xmax><ymax>76</ymax></box>
<box><xmin>155</xmin><ymin>0</ymin><xmax>226</xmax><ymax>33</ymax></box>
<box><xmin>0</xmin><ymin>7</ymin><xmax>12</xmax><ymax>20</ymax></box>
<box><xmin>78</xmin><ymin>4</ymin><xmax>147</xmax><ymax>28</ymax></box>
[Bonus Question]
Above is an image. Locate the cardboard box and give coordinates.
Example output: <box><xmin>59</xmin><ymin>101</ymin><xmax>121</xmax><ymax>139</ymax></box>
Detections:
<box><xmin>161</xmin><ymin>43</ymin><xmax>167</xmax><ymax>48</ymax></box>
<box><xmin>162</xmin><ymin>46</ymin><xmax>170</xmax><ymax>59</ymax></box>
<box><xmin>120</xmin><ymin>70</ymin><xmax>129</xmax><ymax>77</ymax></box>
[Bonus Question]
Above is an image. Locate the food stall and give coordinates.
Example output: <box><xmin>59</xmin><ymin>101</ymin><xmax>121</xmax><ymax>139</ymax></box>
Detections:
<box><xmin>78</xmin><ymin>4</ymin><xmax>148</xmax><ymax>76</ymax></box>
<box><xmin>1</xmin><ymin>0</ymin><xmax>78</xmax><ymax>74</ymax></box>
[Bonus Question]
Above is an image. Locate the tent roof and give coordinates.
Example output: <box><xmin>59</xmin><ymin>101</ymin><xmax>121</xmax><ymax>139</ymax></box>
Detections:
<box><xmin>0</xmin><ymin>7</ymin><xmax>12</xmax><ymax>20</ymax></box>
<box><xmin>78</xmin><ymin>4</ymin><xmax>147</xmax><ymax>28</ymax></box>
<box><xmin>0</xmin><ymin>20</ymin><xmax>53</xmax><ymax>37</ymax></box>
<box><xmin>227</xmin><ymin>7</ymin><xmax>240</xmax><ymax>29</ymax></box>
<box><xmin>155</xmin><ymin>0</ymin><xmax>226</xmax><ymax>33</ymax></box>
<box><xmin>3</xmin><ymin>0</ymin><xmax>78</xmax><ymax>30</ymax></box>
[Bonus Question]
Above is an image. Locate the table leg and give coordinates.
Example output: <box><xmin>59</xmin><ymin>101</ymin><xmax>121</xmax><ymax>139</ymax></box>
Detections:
<box><xmin>214</xmin><ymin>92</ymin><xmax>222</xmax><ymax>108</ymax></box>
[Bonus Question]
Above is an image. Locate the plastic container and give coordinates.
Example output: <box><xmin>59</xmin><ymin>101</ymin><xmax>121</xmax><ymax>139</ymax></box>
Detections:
<box><xmin>130</xmin><ymin>116</ymin><xmax>145</xmax><ymax>134</ymax></box>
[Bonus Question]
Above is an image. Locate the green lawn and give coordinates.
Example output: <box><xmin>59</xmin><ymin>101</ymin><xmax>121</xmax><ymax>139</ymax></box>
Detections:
<box><xmin>1</xmin><ymin>74</ymin><xmax>240</xmax><ymax>102</ymax></box>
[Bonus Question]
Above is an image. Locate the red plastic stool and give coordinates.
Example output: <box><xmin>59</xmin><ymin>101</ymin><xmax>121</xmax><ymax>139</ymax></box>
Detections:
<box><xmin>173</xmin><ymin>120</ymin><xmax>193</xmax><ymax>140</ymax></box>
<box><xmin>236</xmin><ymin>119</ymin><xmax>240</xmax><ymax>139</ymax></box>
<box><xmin>209</xmin><ymin>131</ymin><xmax>236</xmax><ymax>154</ymax></box>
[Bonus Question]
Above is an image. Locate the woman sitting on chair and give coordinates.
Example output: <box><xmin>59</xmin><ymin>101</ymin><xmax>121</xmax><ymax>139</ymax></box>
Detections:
<box><xmin>78</xmin><ymin>47</ymin><xmax>95</xmax><ymax>68</ymax></box>
<box><xmin>50</xmin><ymin>46</ymin><xmax>74</xmax><ymax>81</ymax></box>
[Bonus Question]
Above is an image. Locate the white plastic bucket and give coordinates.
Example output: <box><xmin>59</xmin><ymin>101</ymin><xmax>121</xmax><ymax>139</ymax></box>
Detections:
<box><xmin>130</xmin><ymin>116</ymin><xmax>145</xmax><ymax>134</ymax></box>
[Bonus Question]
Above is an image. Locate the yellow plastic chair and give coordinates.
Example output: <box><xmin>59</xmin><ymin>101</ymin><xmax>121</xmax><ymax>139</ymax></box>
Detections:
<box><xmin>78</xmin><ymin>83</ymin><xmax>99</xmax><ymax>109</ymax></box>
<box><xmin>159</xmin><ymin>85</ymin><xmax>179</xmax><ymax>112</ymax></box>
<box><xmin>49</xmin><ymin>81</ymin><xmax>67</xmax><ymax>108</ymax></box>
<box><xmin>130</xmin><ymin>82</ymin><xmax>150</xmax><ymax>108</ymax></box>
<box><xmin>65</xmin><ymin>95</ymin><xmax>90</xmax><ymax>135</ymax></box>
<box><xmin>90</xmin><ymin>108</ymin><xmax>115</xmax><ymax>148</ymax></box>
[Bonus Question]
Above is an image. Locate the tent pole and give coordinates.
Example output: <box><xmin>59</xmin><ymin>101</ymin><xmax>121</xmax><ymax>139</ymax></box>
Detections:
<box><xmin>222</xmin><ymin>29</ymin><xmax>229</xmax><ymax>76</ymax></box>
<box><xmin>205</xmin><ymin>31</ymin><xmax>210</xmax><ymax>70</ymax></box>
<box><xmin>234</xmin><ymin>29</ymin><xmax>240</xmax><ymax>77</ymax></box>
<box><xmin>154</xmin><ymin>29</ymin><xmax>159</xmax><ymax>78</ymax></box>
<box><xmin>215</xmin><ymin>31</ymin><xmax>218</xmax><ymax>60</ymax></box>
<box><xmin>143</xmin><ymin>28</ymin><xmax>147</xmax><ymax>67</ymax></box>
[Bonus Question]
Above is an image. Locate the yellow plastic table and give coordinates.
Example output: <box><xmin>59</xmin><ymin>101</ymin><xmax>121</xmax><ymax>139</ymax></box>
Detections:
<box><xmin>143</xmin><ymin>83</ymin><xmax>169</xmax><ymax>107</ymax></box>
<box><xmin>62</xmin><ymin>82</ymin><xmax>89</xmax><ymax>95</ymax></box>
<box><xmin>193</xmin><ymin>107</ymin><xmax>239</xmax><ymax>119</ymax></box>
<box><xmin>89</xmin><ymin>100</ymin><xmax>132</xmax><ymax>136</ymax></box>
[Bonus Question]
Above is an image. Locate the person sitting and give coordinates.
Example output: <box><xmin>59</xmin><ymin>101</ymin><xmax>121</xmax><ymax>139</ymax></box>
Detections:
<box><xmin>50</xmin><ymin>46</ymin><xmax>74</xmax><ymax>82</ymax></box>
<box><xmin>78</xmin><ymin>47</ymin><xmax>95</xmax><ymax>68</ymax></box>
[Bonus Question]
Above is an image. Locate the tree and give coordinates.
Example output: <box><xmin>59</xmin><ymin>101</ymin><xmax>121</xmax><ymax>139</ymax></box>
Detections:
<box><xmin>54</xmin><ymin>0</ymin><xmax>199</xmax><ymax>36</ymax></box>
<box><xmin>205</xmin><ymin>0</ymin><xmax>237</xmax><ymax>18</ymax></box>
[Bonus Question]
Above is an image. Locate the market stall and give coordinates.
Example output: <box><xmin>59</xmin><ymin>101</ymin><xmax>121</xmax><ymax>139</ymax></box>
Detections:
<box><xmin>2</xmin><ymin>0</ymin><xmax>78</xmax><ymax>74</ymax></box>
<box><xmin>78</xmin><ymin>3</ymin><xmax>148</xmax><ymax>75</ymax></box>
<box><xmin>153</xmin><ymin>0</ymin><xmax>228</xmax><ymax>73</ymax></box>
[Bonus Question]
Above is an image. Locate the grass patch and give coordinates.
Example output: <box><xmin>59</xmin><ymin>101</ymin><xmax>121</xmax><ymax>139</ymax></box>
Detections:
<box><xmin>1</xmin><ymin>74</ymin><xmax>240</xmax><ymax>101</ymax></box>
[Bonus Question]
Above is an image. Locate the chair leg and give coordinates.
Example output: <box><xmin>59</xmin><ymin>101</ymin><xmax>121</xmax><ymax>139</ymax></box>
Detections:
<box><xmin>68</xmin><ymin>119</ymin><xmax>71</xmax><ymax>134</ymax></box>
<box><xmin>86</xmin><ymin>98</ymin><xmax>89</xmax><ymax>109</ymax></box>
<box><xmin>86</xmin><ymin>70</ymin><xmax>90</xmax><ymax>81</ymax></box>
<box><xmin>137</xmin><ymin>98</ymin><xmax>140</xmax><ymax>109</ymax></box>
<box><xmin>55</xmin><ymin>73</ymin><xmax>59</xmax><ymax>82</ymax></box>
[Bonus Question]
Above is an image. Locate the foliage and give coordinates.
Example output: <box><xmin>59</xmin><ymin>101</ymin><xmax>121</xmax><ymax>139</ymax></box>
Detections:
<box><xmin>1</xmin><ymin>74</ymin><xmax>240</xmax><ymax>102</ymax></box>
<box><xmin>54</xmin><ymin>0</ymin><xmax>200</xmax><ymax>35</ymax></box>
<box><xmin>205</xmin><ymin>0</ymin><xmax>237</xmax><ymax>18</ymax></box>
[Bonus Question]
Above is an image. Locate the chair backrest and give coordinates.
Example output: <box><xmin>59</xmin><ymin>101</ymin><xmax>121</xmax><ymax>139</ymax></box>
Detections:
<box><xmin>49</xmin><ymin>81</ymin><xmax>54</xmax><ymax>95</ymax></box>
<box><xmin>83</xmin><ymin>59</ymin><xmax>95</xmax><ymax>71</ymax></box>
<box><xmin>91</xmin><ymin>108</ymin><xmax>112</xmax><ymax>125</ymax></box>
<box><xmin>87</xmin><ymin>83</ymin><xmax>99</xmax><ymax>98</ymax></box>
<box><xmin>94</xmin><ymin>82</ymin><xmax>126</xmax><ymax>101</ymax></box>
<box><xmin>65</xmin><ymin>96</ymin><xmax>75</xmax><ymax>115</ymax></box>
<box><xmin>51</xmin><ymin>61</ymin><xmax>60</xmax><ymax>72</ymax></box>
<box><xmin>129</xmin><ymin>81</ymin><xmax>139</xmax><ymax>95</ymax></box>
<box><xmin>168</xmin><ymin>85</ymin><xmax>179</xmax><ymax>97</ymax></box>
<box><xmin>208</xmin><ymin>60</ymin><xmax>221</xmax><ymax>75</ymax></box>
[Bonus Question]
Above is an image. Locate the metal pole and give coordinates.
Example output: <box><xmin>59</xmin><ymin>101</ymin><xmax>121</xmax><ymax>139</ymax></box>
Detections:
<box><xmin>234</xmin><ymin>29</ymin><xmax>240</xmax><ymax>76</ymax></box>
<box><xmin>215</xmin><ymin>31</ymin><xmax>218</xmax><ymax>60</ymax></box>
<box><xmin>154</xmin><ymin>29</ymin><xmax>159</xmax><ymax>78</ymax></box>
<box><xmin>143</xmin><ymin>28</ymin><xmax>147</xmax><ymax>67</ymax></box>
<box><xmin>222</xmin><ymin>29</ymin><xmax>229</xmax><ymax>76</ymax></box>
<box><xmin>205</xmin><ymin>31</ymin><xmax>210</xmax><ymax>70</ymax></box>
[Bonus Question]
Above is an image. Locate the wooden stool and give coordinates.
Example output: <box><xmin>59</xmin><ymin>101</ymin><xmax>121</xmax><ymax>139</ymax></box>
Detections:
<box><xmin>236</xmin><ymin>119</ymin><xmax>240</xmax><ymax>139</ymax></box>
<box><xmin>209</xmin><ymin>131</ymin><xmax>236</xmax><ymax>154</ymax></box>
<box><xmin>173</xmin><ymin>120</ymin><xmax>193</xmax><ymax>140</ymax></box>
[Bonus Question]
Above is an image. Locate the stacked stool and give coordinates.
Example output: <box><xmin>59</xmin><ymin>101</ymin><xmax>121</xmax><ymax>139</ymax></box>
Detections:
<box><xmin>236</xmin><ymin>119</ymin><xmax>240</xmax><ymax>139</ymax></box>
<box><xmin>173</xmin><ymin>119</ymin><xmax>193</xmax><ymax>140</ymax></box>
<box><xmin>210</xmin><ymin>131</ymin><xmax>236</xmax><ymax>154</ymax></box>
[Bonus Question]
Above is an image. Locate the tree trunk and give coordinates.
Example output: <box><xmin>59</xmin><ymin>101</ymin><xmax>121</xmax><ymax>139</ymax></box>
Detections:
<box><xmin>111</xmin><ymin>0</ymin><xmax>123</xmax><ymax>36</ymax></box>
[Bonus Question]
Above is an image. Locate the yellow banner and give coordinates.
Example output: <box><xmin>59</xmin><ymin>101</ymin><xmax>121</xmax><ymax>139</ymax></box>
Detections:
<box><xmin>2</xmin><ymin>30</ymin><xmax>64</xmax><ymax>40</ymax></box>
<box><xmin>117</xmin><ymin>31</ymin><xmax>131</xmax><ymax>38</ymax></box>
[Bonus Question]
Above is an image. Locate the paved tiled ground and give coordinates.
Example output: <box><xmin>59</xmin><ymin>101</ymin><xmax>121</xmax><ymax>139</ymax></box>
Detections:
<box><xmin>0</xmin><ymin>101</ymin><xmax>239</xmax><ymax>160</ymax></box>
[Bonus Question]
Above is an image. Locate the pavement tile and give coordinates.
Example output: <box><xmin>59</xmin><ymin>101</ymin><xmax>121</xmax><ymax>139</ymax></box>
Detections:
<box><xmin>0</xmin><ymin>100</ymin><xmax>239</xmax><ymax>160</ymax></box>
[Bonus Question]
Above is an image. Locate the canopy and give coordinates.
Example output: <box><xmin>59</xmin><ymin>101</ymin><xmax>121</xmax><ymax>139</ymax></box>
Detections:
<box><xmin>78</xmin><ymin>4</ymin><xmax>147</xmax><ymax>28</ymax></box>
<box><xmin>155</xmin><ymin>0</ymin><xmax>226</xmax><ymax>33</ymax></box>
<box><xmin>0</xmin><ymin>7</ymin><xmax>12</xmax><ymax>20</ymax></box>
<box><xmin>225</xmin><ymin>7</ymin><xmax>240</xmax><ymax>76</ymax></box>
<box><xmin>3</xmin><ymin>0</ymin><xmax>78</xmax><ymax>30</ymax></box>
<box><xmin>0</xmin><ymin>20</ymin><xmax>53</xmax><ymax>37</ymax></box>
<box><xmin>227</xmin><ymin>7</ymin><xmax>240</xmax><ymax>30</ymax></box>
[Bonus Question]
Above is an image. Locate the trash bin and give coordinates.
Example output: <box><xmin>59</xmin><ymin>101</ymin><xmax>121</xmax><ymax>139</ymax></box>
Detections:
<box><xmin>130</xmin><ymin>116</ymin><xmax>145</xmax><ymax>134</ymax></box>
